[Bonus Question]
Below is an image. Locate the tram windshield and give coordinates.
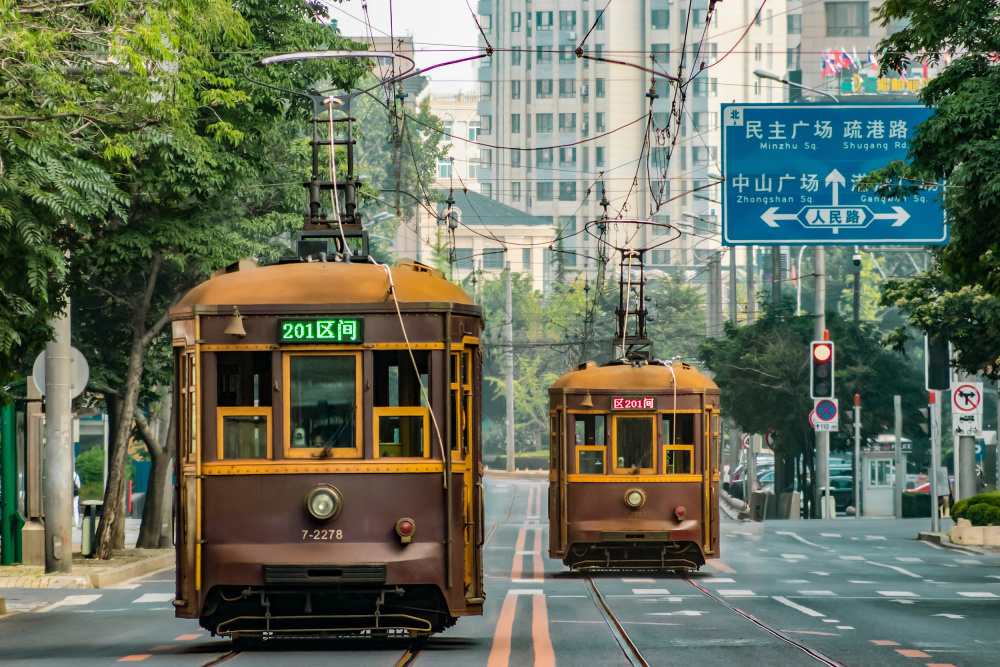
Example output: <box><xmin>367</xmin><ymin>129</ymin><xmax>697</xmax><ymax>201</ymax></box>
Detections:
<box><xmin>289</xmin><ymin>355</ymin><xmax>357</xmax><ymax>449</ymax></box>
<box><xmin>615</xmin><ymin>417</ymin><xmax>655</xmax><ymax>472</ymax></box>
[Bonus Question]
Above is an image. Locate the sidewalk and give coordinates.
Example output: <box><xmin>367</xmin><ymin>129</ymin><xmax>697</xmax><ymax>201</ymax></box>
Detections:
<box><xmin>0</xmin><ymin>518</ymin><xmax>173</xmax><ymax>589</ymax></box>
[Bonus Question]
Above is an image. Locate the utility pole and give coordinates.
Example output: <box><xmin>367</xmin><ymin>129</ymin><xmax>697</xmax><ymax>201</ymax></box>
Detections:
<box><xmin>853</xmin><ymin>394</ymin><xmax>861</xmax><ymax>518</ymax></box>
<box><xmin>813</xmin><ymin>247</ymin><xmax>827</xmax><ymax>517</ymax></box>
<box><xmin>44</xmin><ymin>298</ymin><xmax>73</xmax><ymax>574</ymax></box>
<box><xmin>705</xmin><ymin>255</ymin><xmax>715</xmax><ymax>339</ymax></box>
<box><xmin>853</xmin><ymin>247</ymin><xmax>861</xmax><ymax>323</ymax></box>
<box><xmin>505</xmin><ymin>260</ymin><xmax>515</xmax><ymax>473</ymax></box>
<box><xmin>955</xmin><ymin>371</ymin><xmax>978</xmax><ymax>501</ymax></box>
<box><xmin>746</xmin><ymin>245</ymin><xmax>755</xmax><ymax>324</ymax></box>
<box><xmin>772</xmin><ymin>246</ymin><xmax>782</xmax><ymax>308</ymax></box>
<box><xmin>729</xmin><ymin>248</ymin><xmax>737</xmax><ymax>324</ymax></box>
<box><xmin>893</xmin><ymin>395</ymin><xmax>903</xmax><ymax>519</ymax></box>
<box><xmin>930</xmin><ymin>391</ymin><xmax>941</xmax><ymax>533</ymax></box>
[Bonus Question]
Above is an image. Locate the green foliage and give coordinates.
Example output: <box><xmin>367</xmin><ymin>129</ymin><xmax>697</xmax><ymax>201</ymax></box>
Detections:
<box><xmin>952</xmin><ymin>491</ymin><xmax>1000</xmax><ymax>524</ymax></box>
<box><xmin>902</xmin><ymin>491</ymin><xmax>932</xmax><ymax>518</ymax></box>
<box><xmin>75</xmin><ymin>447</ymin><xmax>104</xmax><ymax>486</ymax></box>
<box><xmin>861</xmin><ymin>0</ymin><xmax>1000</xmax><ymax>295</ymax></box>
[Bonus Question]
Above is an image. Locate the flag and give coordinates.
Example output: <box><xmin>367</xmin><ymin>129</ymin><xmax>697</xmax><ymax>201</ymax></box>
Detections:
<box><xmin>841</xmin><ymin>48</ymin><xmax>855</xmax><ymax>70</ymax></box>
<box><xmin>853</xmin><ymin>48</ymin><xmax>861</xmax><ymax>72</ymax></box>
<box><xmin>821</xmin><ymin>51</ymin><xmax>837</xmax><ymax>77</ymax></box>
<box><xmin>867</xmin><ymin>48</ymin><xmax>878</xmax><ymax>73</ymax></box>
<box><xmin>922</xmin><ymin>57</ymin><xmax>929</xmax><ymax>79</ymax></box>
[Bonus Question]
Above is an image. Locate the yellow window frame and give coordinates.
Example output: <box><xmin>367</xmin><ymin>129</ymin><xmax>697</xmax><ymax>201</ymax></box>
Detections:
<box><xmin>611</xmin><ymin>414</ymin><xmax>657</xmax><ymax>475</ymax></box>
<box><xmin>662</xmin><ymin>445</ymin><xmax>694</xmax><ymax>474</ymax></box>
<box><xmin>575</xmin><ymin>445</ymin><xmax>606</xmax><ymax>474</ymax></box>
<box><xmin>216</xmin><ymin>406</ymin><xmax>273</xmax><ymax>461</ymax></box>
<box><xmin>282</xmin><ymin>351</ymin><xmax>362</xmax><ymax>459</ymax></box>
<box><xmin>373</xmin><ymin>406</ymin><xmax>431</xmax><ymax>458</ymax></box>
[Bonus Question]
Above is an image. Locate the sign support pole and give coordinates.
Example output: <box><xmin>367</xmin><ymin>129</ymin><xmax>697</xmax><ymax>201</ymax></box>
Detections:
<box><xmin>813</xmin><ymin>248</ymin><xmax>827</xmax><ymax>517</ymax></box>
<box><xmin>505</xmin><ymin>261</ymin><xmax>515</xmax><ymax>473</ymax></box>
<box><xmin>956</xmin><ymin>372</ymin><xmax>978</xmax><ymax>501</ymax></box>
<box><xmin>930</xmin><ymin>391</ymin><xmax>940</xmax><ymax>533</ymax></box>
<box><xmin>893</xmin><ymin>395</ymin><xmax>903</xmax><ymax>519</ymax></box>
<box><xmin>853</xmin><ymin>394</ymin><xmax>861</xmax><ymax>519</ymax></box>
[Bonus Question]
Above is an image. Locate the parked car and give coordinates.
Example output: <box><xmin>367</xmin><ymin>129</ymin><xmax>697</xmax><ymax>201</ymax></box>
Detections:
<box><xmin>822</xmin><ymin>475</ymin><xmax>853</xmax><ymax>512</ymax></box>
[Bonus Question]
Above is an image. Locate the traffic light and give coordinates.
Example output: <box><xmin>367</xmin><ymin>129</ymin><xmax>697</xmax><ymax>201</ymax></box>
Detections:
<box><xmin>925</xmin><ymin>335</ymin><xmax>950</xmax><ymax>391</ymax></box>
<box><xmin>810</xmin><ymin>341</ymin><xmax>835</xmax><ymax>399</ymax></box>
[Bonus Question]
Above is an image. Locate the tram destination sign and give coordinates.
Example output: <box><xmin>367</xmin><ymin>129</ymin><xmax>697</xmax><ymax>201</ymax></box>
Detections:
<box><xmin>721</xmin><ymin>103</ymin><xmax>948</xmax><ymax>245</ymax></box>
<box><xmin>612</xmin><ymin>396</ymin><xmax>657</xmax><ymax>410</ymax></box>
<box><xmin>279</xmin><ymin>317</ymin><xmax>363</xmax><ymax>344</ymax></box>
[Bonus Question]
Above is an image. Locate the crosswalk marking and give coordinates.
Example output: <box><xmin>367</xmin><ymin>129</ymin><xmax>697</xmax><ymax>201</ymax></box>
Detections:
<box><xmin>133</xmin><ymin>593</ymin><xmax>175</xmax><ymax>604</ymax></box>
<box><xmin>798</xmin><ymin>590</ymin><xmax>836</xmax><ymax>596</ymax></box>
<box><xmin>839</xmin><ymin>556</ymin><xmax>864</xmax><ymax>560</ymax></box>
<box><xmin>706</xmin><ymin>577</ymin><xmax>735</xmax><ymax>583</ymax></box>
<box><xmin>820</xmin><ymin>533</ymin><xmax>841</xmax><ymax>537</ymax></box>
<box><xmin>877</xmin><ymin>591</ymin><xmax>918</xmax><ymax>597</ymax></box>
<box><xmin>955</xmin><ymin>559</ymin><xmax>980</xmax><ymax>564</ymax></box>
<box><xmin>957</xmin><ymin>592</ymin><xmax>998</xmax><ymax>598</ymax></box>
<box><xmin>895</xmin><ymin>557</ymin><xmax>922</xmax><ymax>562</ymax></box>
<box><xmin>36</xmin><ymin>594</ymin><xmax>102</xmax><ymax>613</ymax></box>
<box><xmin>633</xmin><ymin>589</ymin><xmax>670</xmax><ymax>595</ymax></box>
<box><xmin>718</xmin><ymin>590</ymin><xmax>755</xmax><ymax>597</ymax></box>
<box><xmin>621</xmin><ymin>578</ymin><xmax>655</xmax><ymax>583</ymax></box>
<box><xmin>773</xmin><ymin>596</ymin><xmax>824</xmax><ymax>617</ymax></box>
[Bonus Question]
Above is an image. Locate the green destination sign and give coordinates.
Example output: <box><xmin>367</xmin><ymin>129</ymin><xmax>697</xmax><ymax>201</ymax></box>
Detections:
<box><xmin>279</xmin><ymin>318</ymin><xmax>363</xmax><ymax>344</ymax></box>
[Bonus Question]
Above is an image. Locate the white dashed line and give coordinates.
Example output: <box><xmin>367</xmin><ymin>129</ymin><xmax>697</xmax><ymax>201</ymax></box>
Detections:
<box><xmin>718</xmin><ymin>590</ymin><xmax>756</xmax><ymax>597</ymax></box>
<box><xmin>782</xmin><ymin>580</ymin><xmax>810</xmax><ymax>584</ymax></box>
<box><xmin>633</xmin><ymin>589</ymin><xmax>671</xmax><ymax>595</ymax></box>
<box><xmin>622</xmin><ymin>578</ymin><xmax>655</xmax><ymax>583</ymax></box>
<box><xmin>35</xmin><ymin>595</ymin><xmax>102</xmax><ymax>613</ymax></box>
<box><xmin>865</xmin><ymin>535</ymin><xmax>887</xmax><ymax>540</ymax></box>
<box><xmin>773</xmin><ymin>596</ymin><xmax>824</xmax><ymax>617</ymax></box>
<box><xmin>132</xmin><ymin>593</ymin><xmax>175</xmax><ymax>604</ymax></box>
<box><xmin>848</xmin><ymin>580</ymin><xmax>875</xmax><ymax>584</ymax></box>
<box><xmin>776</xmin><ymin>531</ymin><xmax>825</xmax><ymax>548</ymax></box>
<box><xmin>798</xmin><ymin>590</ymin><xmax>836</xmax><ymax>596</ymax></box>
<box><xmin>895</xmin><ymin>557</ymin><xmax>923</xmax><ymax>562</ymax></box>
<box><xmin>820</xmin><ymin>533</ymin><xmax>841</xmax><ymax>538</ymax></box>
<box><xmin>514</xmin><ymin>550</ymin><xmax>541</xmax><ymax>555</ymax></box>
<box><xmin>837</xmin><ymin>626</ymin><xmax>854</xmax><ymax>630</ymax></box>
<box><xmin>506</xmin><ymin>589</ymin><xmax>544</xmax><ymax>596</ymax></box>
<box><xmin>839</xmin><ymin>556</ymin><xmax>864</xmax><ymax>560</ymax></box>
<box><xmin>782</xmin><ymin>554</ymin><xmax>807</xmax><ymax>560</ymax></box>
<box><xmin>957</xmin><ymin>592</ymin><xmax>998</xmax><ymax>598</ymax></box>
<box><xmin>877</xmin><ymin>591</ymin><xmax>918</xmax><ymax>597</ymax></box>
<box><xmin>955</xmin><ymin>559</ymin><xmax>980</xmax><ymax>564</ymax></box>
<box><xmin>706</xmin><ymin>578</ymin><xmax>735</xmax><ymax>583</ymax></box>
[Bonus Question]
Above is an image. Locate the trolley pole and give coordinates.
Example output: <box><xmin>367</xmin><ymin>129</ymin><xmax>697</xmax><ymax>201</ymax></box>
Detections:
<box><xmin>505</xmin><ymin>261</ymin><xmax>515</xmax><ymax>473</ymax></box>
<box><xmin>44</xmin><ymin>298</ymin><xmax>73</xmax><ymax>574</ymax></box>
<box><xmin>853</xmin><ymin>394</ymin><xmax>861</xmax><ymax>519</ymax></box>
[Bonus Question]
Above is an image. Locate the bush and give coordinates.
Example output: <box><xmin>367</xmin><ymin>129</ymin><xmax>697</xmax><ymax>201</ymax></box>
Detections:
<box><xmin>952</xmin><ymin>491</ymin><xmax>1000</xmax><ymax>523</ymax></box>
<box><xmin>75</xmin><ymin>447</ymin><xmax>104</xmax><ymax>485</ymax></box>
<box><xmin>965</xmin><ymin>503</ymin><xmax>1000</xmax><ymax>527</ymax></box>
<box><xmin>902</xmin><ymin>492</ymin><xmax>930</xmax><ymax>518</ymax></box>
<box><xmin>491</xmin><ymin>451</ymin><xmax>550</xmax><ymax>471</ymax></box>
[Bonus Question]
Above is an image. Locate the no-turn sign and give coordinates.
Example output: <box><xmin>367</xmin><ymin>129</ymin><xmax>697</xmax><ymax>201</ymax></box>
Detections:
<box><xmin>951</xmin><ymin>381</ymin><xmax>983</xmax><ymax>436</ymax></box>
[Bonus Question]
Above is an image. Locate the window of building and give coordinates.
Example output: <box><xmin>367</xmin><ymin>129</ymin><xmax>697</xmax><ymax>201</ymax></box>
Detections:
<box><xmin>596</xmin><ymin>146</ymin><xmax>605</xmax><ymax>167</ymax></box>
<box><xmin>649</xmin><ymin>249</ymin><xmax>671</xmax><ymax>266</ymax></box>
<box><xmin>559</xmin><ymin>78</ymin><xmax>575</xmax><ymax>98</ymax></box>
<box><xmin>693</xmin><ymin>8</ymin><xmax>708</xmax><ymax>26</ymax></box>
<box><xmin>480</xmin><ymin>115</ymin><xmax>492</xmax><ymax>136</ymax></box>
<box><xmin>536</xmin><ymin>46</ymin><xmax>552</xmax><ymax>64</ymax></box>
<box><xmin>651</xmin><ymin>9</ymin><xmax>669</xmax><ymax>29</ymax></box>
<box><xmin>468</xmin><ymin>160</ymin><xmax>477</xmax><ymax>179</ymax></box>
<box><xmin>511</xmin><ymin>11</ymin><xmax>521</xmax><ymax>32</ymax></box>
<box><xmin>437</xmin><ymin>159</ymin><xmax>451</xmax><ymax>178</ymax></box>
<box><xmin>582</xmin><ymin>112</ymin><xmax>589</xmax><ymax>136</ymax></box>
<box><xmin>480</xmin><ymin>81</ymin><xmax>492</xmax><ymax>101</ymax></box>
<box><xmin>652</xmin><ymin>112</ymin><xmax>668</xmax><ymax>128</ymax></box>
<box><xmin>481</xmin><ymin>13</ymin><xmax>492</xmax><ymax>33</ymax></box>
<box><xmin>511</xmin><ymin>80</ymin><xmax>521</xmax><ymax>99</ymax></box>
<box><xmin>559</xmin><ymin>182</ymin><xmax>576</xmax><ymax>201</ymax></box>
<box><xmin>596</xmin><ymin>11</ymin><xmax>605</xmax><ymax>30</ymax></box>
<box><xmin>536</xmin><ymin>113</ymin><xmax>553</xmax><ymax>133</ymax></box>
<box><xmin>536</xmin><ymin>147</ymin><xmax>553</xmax><ymax>167</ymax></box>
<box><xmin>537</xmin><ymin>181</ymin><xmax>554</xmax><ymax>201</ymax></box>
<box><xmin>559</xmin><ymin>45</ymin><xmax>574</xmax><ymax>64</ymax></box>
<box><xmin>692</xmin><ymin>78</ymin><xmax>717</xmax><ymax>96</ymax></box>
<box><xmin>787</xmin><ymin>14</ymin><xmax>802</xmax><ymax>34</ymax></box>
<box><xmin>511</xmin><ymin>113</ymin><xmax>521</xmax><ymax>134</ymax></box>
<box><xmin>511</xmin><ymin>149</ymin><xmax>521</xmax><ymax>168</ymax></box>
<box><xmin>596</xmin><ymin>112</ymin><xmax>606</xmax><ymax>132</ymax></box>
<box><xmin>536</xmin><ymin>79</ymin><xmax>553</xmax><ymax>99</ymax></box>
<box><xmin>787</xmin><ymin>44</ymin><xmax>801</xmax><ymax>70</ymax></box>
<box><xmin>442</xmin><ymin>120</ymin><xmax>453</xmax><ymax>136</ymax></box>
<box><xmin>595</xmin><ymin>78</ymin><xmax>606</xmax><ymax>98</ymax></box>
<box><xmin>754</xmin><ymin>43</ymin><xmax>762</xmax><ymax>62</ymax></box>
<box><xmin>536</xmin><ymin>11</ymin><xmax>553</xmax><ymax>30</ymax></box>
<box><xmin>651</xmin><ymin>215</ymin><xmax>672</xmax><ymax>236</ymax></box>
<box><xmin>522</xmin><ymin>247</ymin><xmax>531</xmax><ymax>269</ymax></box>
<box><xmin>559</xmin><ymin>147</ymin><xmax>576</xmax><ymax>166</ymax></box>
<box><xmin>482</xmin><ymin>247</ymin><xmax>504</xmax><ymax>269</ymax></box>
<box><xmin>454</xmin><ymin>247</ymin><xmax>473</xmax><ymax>269</ymax></box>
<box><xmin>766</xmin><ymin>9</ymin><xmax>773</xmax><ymax>34</ymax></box>
<box><xmin>595</xmin><ymin>44</ymin><xmax>603</xmax><ymax>59</ymax></box>
<box><xmin>481</xmin><ymin>183</ymin><xmax>492</xmax><ymax>198</ymax></box>
<box><xmin>651</xmin><ymin>43</ymin><xmax>670</xmax><ymax>68</ymax></box>
<box><xmin>479</xmin><ymin>148</ymin><xmax>492</xmax><ymax>167</ymax></box>
<box><xmin>826</xmin><ymin>2</ymin><xmax>869</xmax><ymax>37</ymax></box>
<box><xmin>468</xmin><ymin>120</ymin><xmax>480</xmax><ymax>141</ymax></box>
<box><xmin>559</xmin><ymin>10</ymin><xmax>576</xmax><ymax>30</ymax></box>
<box><xmin>512</xmin><ymin>182</ymin><xmax>521</xmax><ymax>202</ymax></box>
<box><xmin>511</xmin><ymin>48</ymin><xmax>522</xmax><ymax>66</ymax></box>
<box><xmin>559</xmin><ymin>113</ymin><xmax>576</xmax><ymax>132</ymax></box>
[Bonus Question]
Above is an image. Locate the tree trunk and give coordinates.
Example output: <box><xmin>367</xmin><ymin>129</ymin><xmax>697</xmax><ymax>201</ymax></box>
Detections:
<box><xmin>136</xmin><ymin>396</ymin><xmax>174</xmax><ymax>549</ymax></box>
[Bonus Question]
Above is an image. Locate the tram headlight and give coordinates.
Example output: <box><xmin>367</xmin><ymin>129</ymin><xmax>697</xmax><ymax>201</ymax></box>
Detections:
<box><xmin>624</xmin><ymin>488</ymin><xmax>646</xmax><ymax>510</ymax></box>
<box><xmin>304</xmin><ymin>484</ymin><xmax>343</xmax><ymax>522</ymax></box>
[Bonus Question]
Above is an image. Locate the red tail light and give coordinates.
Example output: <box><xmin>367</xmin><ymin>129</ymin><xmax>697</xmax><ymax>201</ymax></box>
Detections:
<box><xmin>675</xmin><ymin>506</ymin><xmax>687</xmax><ymax>521</ymax></box>
<box><xmin>396</xmin><ymin>518</ymin><xmax>415</xmax><ymax>544</ymax></box>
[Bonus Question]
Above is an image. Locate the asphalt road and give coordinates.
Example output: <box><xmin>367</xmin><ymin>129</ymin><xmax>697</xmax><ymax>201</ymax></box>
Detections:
<box><xmin>2</xmin><ymin>477</ymin><xmax>999</xmax><ymax>665</ymax></box>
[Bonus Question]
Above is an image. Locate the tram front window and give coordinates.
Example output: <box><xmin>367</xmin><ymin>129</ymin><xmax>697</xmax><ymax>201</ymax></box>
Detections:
<box><xmin>289</xmin><ymin>355</ymin><xmax>357</xmax><ymax>450</ymax></box>
<box><xmin>615</xmin><ymin>417</ymin><xmax>654</xmax><ymax>472</ymax></box>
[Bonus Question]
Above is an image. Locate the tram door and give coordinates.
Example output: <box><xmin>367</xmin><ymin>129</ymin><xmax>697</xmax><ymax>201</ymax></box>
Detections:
<box><xmin>174</xmin><ymin>346</ymin><xmax>199</xmax><ymax>615</ymax></box>
<box><xmin>548</xmin><ymin>407</ymin><xmax>565</xmax><ymax>555</ymax></box>
<box><xmin>704</xmin><ymin>406</ymin><xmax>720</xmax><ymax>556</ymax></box>
<box><xmin>457</xmin><ymin>345</ymin><xmax>483</xmax><ymax>601</ymax></box>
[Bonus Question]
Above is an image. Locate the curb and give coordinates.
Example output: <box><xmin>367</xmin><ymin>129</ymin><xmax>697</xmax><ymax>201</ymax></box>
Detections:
<box><xmin>917</xmin><ymin>531</ymin><xmax>994</xmax><ymax>555</ymax></box>
<box><xmin>0</xmin><ymin>551</ymin><xmax>174</xmax><ymax>590</ymax></box>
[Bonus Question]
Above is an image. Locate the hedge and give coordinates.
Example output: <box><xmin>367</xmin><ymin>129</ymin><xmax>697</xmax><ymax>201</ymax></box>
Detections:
<box><xmin>490</xmin><ymin>451</ymin><xmax>550</xmax><ymax>471</ymax></box>
<box><xmin>952</xmin><ymin>491</ymin><xmax>1000</xmax><ymax>526</ymax></box>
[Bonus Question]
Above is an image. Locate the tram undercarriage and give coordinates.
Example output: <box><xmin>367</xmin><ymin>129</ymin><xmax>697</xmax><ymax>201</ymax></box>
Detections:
<box><xmin>563</xmin><ymin>540</ymin><xmax>705</xmax><ymax>571</ymax></box>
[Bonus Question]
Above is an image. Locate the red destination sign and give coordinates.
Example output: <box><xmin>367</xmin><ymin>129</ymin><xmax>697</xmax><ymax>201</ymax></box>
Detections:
<box><xmin>612</xmin><ymin>396</ymin><xmax>656</xmax><ymax>410</ymax></box>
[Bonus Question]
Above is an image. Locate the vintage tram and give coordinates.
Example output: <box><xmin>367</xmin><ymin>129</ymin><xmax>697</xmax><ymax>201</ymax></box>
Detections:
<box><xmin>171</xmin><ymin>59</ymin><xmax>484</xmax><ymax>641</ymax></box>
<box><xmin>547</xmin><ymin>248</ymin><xmax>721</xmax><ymax>570</ymax></box>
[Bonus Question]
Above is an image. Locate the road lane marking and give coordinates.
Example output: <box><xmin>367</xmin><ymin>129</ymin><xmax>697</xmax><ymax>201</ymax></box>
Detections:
<box><xmin>510</xmin><ymin>527</ymin><xmax>527</xmax><ymax>580</ymax></box>
<box><xmin>865</xmin><ymin>535</ymin><xmax>887</xmax><ymax>540</ymax></box>
<box><xmin>809</xmin><ymin>571</ymin><xmax>830</xmax><ymax>576</ymax></box>
<box><xmin>877</xmin><ymin>591</ymin><xmax>918</xmax><ymax>597</ymax></box>
<box><xmin>706</xmin><ymin>560</ymin><xmax>736</xmax><ymax>574</ymax></box>
<box><xmin>839</xmin><ymin>555</ymin><xmax>864</xmax><ymax>560</ymax></box>
<box><xmin>822</xmin><ymin>619</ymin><xmax>839</xmax><ymax>623</ymax></box>
<box><xmin>514</xmin><ymin>550</ymin><xmax>540</xmax><ymax>555</ymax></box>
<box><xmin>775</xmin><ymin>531</ymin><xmax>825</xmax><ymax>548</ymax></box>
<box><xmin>507</xmin><ymin>589</ymin><xmax>544</xmax><ymax>595</ymax></box>
<box><xmin>706</xmin><ymin>577</ymin><xmax>735</xmax><ymax>583</ymax></box>
<box><xmin>895</xmin><ymin>649</ymin><xmax>931</xmax><ymax>658</ymax></box>
<box><xmin>717</xmin><ymin>590</ymin><xmax>756</xmax><ymax>597</ymax></box>
<box><xmin>549</xmin><ymin>595</ymin><xmax>587</xmax><ymax>598</ymax></box>
<box><xmin>174</xmin><ymin>635</ymin><xmax>202</xmax><ymax>641</ymax></box>
<box><xmin>848</xmin><ymin>580</ymin><xmax>875</xmax><ymax>584</ymax></box>
<box><xmin>487</xmin><ymin>594</ymin><xmax>518</xmax><ymax>667</ymax></box>
<box><xmin>871</xmin><ymin>640</ymin><xmax>901</xmax><ymax>645</ymax></box>
<box><xmin>797</xmin><ymin>590</ymin><xmax>836</xmax><ymax>595</ymax></box>
<box><xmin>35</xmin><ymin>594</ymin><xmax>102</xmax><ymax>613</ymax></box>
<box><xmin>896</xmin><ymin>557</ymin><xmax>923</xmax><ymax>562</ymax></box>
<box><xmin>867</xmin><ymin>561</ymin><xmax>922</xmax><ymax>578</ymax></box>
<box><xmin>781</xmin><ymin>630</ymin><xmax>838</xmax><ymax>636</ymax></box>
<box><xmin>532</xmin><ymin>527</ymin><xmax>544</xmax><ymax>580</ymax></box>
<box><xmin>820</xmin><ymin>533</ymin><xmax>841</xmax><ymax>537</ymax></box>
<box><xmin>649</xmin><ymin>610</ymin><xmax>708</xmax><ymax>616</ymax></box>
<box><xmin>532</xmin><ymin>595</ymin><xmax>555</xmax><ymax>666</ymax></box>
<box><xmin>621</xmin><ymin>578</ymin><xmax>655</xmax><ymax>583</ymax></box>
<box><xmin>773</xmin><ymin>596</ymin><xmax>824</xmax><ymax>617</ymax></box>
<box><xmin>934</xmin><ymin>613</ymin><xmax>965</xmax><ymax>619</ymax></box>
<box><xmin>957</xmin><ymin>591</ymin><xmax>998</xmax><ymax>597</ymax></box>
<box><xmin>632</xmin><ymin>589</ymin><xmax>670</xmax><ymax>595</ymax></box>
<box><xmin>117</xmin><ymin>656</ymin><xmax>150</xmax><ymax>662</ymax></box>
<box><xmin>781</xmin><ymin>554</ymin><xmax>807</xmax><ymax>560</ymax></box>
<box><xmin>782</xmin><ymin>580</ymin><xmax>810</xmax><ymax>584</ymax></box>
<box><xmin>132</xmin><ymin>593</ymin><xmax>175</xmax><ymax>604</ymax></box>
<box><xmin>836</xmin><ymin>626</ymin><xmax>854</xmax><ymax>629</ymax></box>
<box><xmin>954</xmin><ymin>558</ymin><xmax>980</xmax><ymax>564</ymax></box>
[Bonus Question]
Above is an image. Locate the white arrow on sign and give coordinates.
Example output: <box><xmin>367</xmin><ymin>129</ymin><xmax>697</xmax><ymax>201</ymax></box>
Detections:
<box><xmin>825</xmin><ymin>169</ymin><xmax>845</xmax><ymax>206</ymax></box>
<box><xmin>873</xmin><ymin>206</ymin><xmax>911</xmax><ymax>226</ymax></box>
<box><xmin>761</xmin><ymin>207</ymin><xmax>800</xmax><ymax>228</ymax></box>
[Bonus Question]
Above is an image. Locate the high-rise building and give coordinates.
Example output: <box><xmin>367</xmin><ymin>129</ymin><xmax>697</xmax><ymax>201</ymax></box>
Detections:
<box><xmin>475</xmin><ymin>0</ymin><xmax>788</xmax><ymax>291</ymax></box>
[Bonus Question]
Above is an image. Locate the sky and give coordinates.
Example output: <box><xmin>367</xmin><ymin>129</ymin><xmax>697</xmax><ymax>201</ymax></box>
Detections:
<box><xmin>324</xmin><ymin>0</ymin><xmax>481</xmax><ymax>94</ymax></box>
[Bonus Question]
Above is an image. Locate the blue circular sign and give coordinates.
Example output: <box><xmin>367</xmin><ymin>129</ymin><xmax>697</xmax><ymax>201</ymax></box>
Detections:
<box><xmin>816</xmin><ymin>399</ymin><xmax>837</xmax><ymax>421</ymax></box>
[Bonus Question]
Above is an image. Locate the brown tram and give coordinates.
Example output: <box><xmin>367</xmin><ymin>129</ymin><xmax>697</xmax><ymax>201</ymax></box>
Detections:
<box><xmin>170</xmin><ymin>66</ymin><xmax>484</xmax><ymax>641</ymax></box>
<box><xmin>547</xmin><ymin>247</ymin><xmax>721</xmax><ymax>570</ymax></box>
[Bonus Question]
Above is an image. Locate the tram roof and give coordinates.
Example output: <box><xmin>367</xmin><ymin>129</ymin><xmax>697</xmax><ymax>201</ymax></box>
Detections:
<box><xmin>177</xmin><ymin>260</ymin><xmax>475</xmax><ymax>308</ymax></box>
<box><xmin>550</xmin><ymin>361</ymin><xmax>718</xmax><ymax>392</ymax></box>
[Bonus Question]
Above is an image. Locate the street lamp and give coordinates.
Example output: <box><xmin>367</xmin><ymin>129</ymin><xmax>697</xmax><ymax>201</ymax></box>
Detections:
<box><xmin>753</xmin><ymin>69</ymin><xmax>839</xmax><ymax>103</ymax></box>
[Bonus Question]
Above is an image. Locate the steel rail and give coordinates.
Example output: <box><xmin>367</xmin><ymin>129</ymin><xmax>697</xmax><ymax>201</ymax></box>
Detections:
<box><xmin>584</xmin><ymin>575</ymin><xmax>650</xmax><ymax>667</ymax></box>
<box><xmin>683</xmin><ymin>576</ymin><xmax>845</xmax><ymax>666</ymax></box>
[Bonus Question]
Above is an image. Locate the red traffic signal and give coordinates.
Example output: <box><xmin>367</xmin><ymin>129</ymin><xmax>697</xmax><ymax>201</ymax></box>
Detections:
<box><xmin>810</xmin><ymin>341</ymin><xmax>835</xmax><ymax>399</ymax></box>
<box><xmin>813</xmin><ymin>342</ymin><xmax>832</xmax><ymax>362</ymax></box>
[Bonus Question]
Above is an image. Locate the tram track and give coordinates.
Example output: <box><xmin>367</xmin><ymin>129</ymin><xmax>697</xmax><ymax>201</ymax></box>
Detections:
<box><xmin>583</xmin><ymin>574</ymin><xmax>650</xmax><ymax>667</ymax></box>
<box><xmin>483</xmin><ymin>483</ymin><xmax>519</xmax><ymax>548</ymax></box>
<box><xmin>197</xmin><ymin>635</ymin><xmax>426</xmax><ymax>666</ymax></box>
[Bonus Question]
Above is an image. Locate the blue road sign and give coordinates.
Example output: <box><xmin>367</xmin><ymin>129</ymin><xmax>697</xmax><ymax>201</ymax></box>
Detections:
<box><xmin>975</xmin><ymin>441</ymin><xmax>984</xmax><ymax>463</ymax></box>
<box><xmin>721</xmin><ymin>103</ymin><xmax>948</xmax><ymax>246</ymax></box>
<box><xmin>816</xmin><ymin>399</ymin><xmax>837</xmax><ymax>421</ymax></box>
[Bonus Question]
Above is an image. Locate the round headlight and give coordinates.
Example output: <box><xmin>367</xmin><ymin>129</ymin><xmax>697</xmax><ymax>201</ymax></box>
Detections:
<box><xmin>305</xmin><ymin>485</ymin><xmax>343</xmax><ymax>521</ymax></box>
<box><xmin>624</xmin><ymin>488</ymin><xmax>646</xmax><ymax>509</ymax></box>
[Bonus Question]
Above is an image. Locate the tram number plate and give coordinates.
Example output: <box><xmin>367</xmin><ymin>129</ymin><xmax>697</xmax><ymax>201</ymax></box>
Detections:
<box><xmin>280</xmin><ymin>317</ymin><xmax>363</xmax><ymax>343</ymax></box>
<box><xmin>612</xmin><ymin>396</ymin><xmax>656</xmax><ymax>410</ymax></box>
<box><xmin>301</xmin><ymin>529</ymin><xmax>344</xmax><ymax>540</ymax></box>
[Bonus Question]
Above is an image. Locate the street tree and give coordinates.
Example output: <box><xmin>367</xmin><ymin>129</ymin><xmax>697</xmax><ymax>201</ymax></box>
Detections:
<box><xmin>862</xmin><ymin>0</ymin><xmax>1000</xmax><ymax>295</ymax></box>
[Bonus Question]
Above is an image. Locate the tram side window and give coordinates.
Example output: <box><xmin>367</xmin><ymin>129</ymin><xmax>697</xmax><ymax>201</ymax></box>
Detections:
<box><xmin>289</xmin><ymin>355</ymin><xmax>357</xmax><ymax>450</ymax></box>
<box><xmin>574</xmin><ymin>414</ymin><xmax>606</xmax><ymax>474</ymax></box>
<box><xmin>374</xmin><ymin>350</ymin><xmax>430</xmax><ymax>458</ymax></box>
<box><xmin>662</xmin><ymin>413</ymin><xmax>695</xmax><ymax>474</ymax></box>
<box><xmin>615</xmin><ymin>417</ymin><xmax>654</xmax><ymax>472</ymax></box>
<box><xmin>216</xmin><ymin>352</ymin><xmax>272</xmax><ymax>460</ymax></box>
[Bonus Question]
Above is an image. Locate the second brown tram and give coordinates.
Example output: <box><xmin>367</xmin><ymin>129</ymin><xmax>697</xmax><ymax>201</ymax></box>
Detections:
<box><xmin>548</xmin><ymin>358</ymin><xmax>721</xmax><ymax>570</ymax></box>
